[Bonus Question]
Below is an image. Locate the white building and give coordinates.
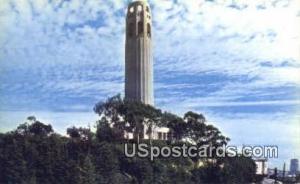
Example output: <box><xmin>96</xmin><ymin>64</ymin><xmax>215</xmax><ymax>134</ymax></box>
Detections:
<box><xmin>124</xmin><ymin>124</ymin><xmax>171</xmax><ymax>141</ymax></box>
<box><xmin>255</xmin><ymin>159</ymin><xmax>268</xmax><ymax>175</ymax></box>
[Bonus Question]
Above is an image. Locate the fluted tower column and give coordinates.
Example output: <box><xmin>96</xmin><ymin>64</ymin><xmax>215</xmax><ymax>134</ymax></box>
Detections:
<box><xmin>125</xmin><ymin>1</ymin><xmax>154</xmax><ymax>105</ymax></box>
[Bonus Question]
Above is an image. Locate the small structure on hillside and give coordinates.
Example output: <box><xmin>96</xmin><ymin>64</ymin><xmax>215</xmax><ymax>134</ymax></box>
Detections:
<box><xmin>255</xmin><ymin>159</ymin><xmax>268</xmax><ymax>175</ymax></box>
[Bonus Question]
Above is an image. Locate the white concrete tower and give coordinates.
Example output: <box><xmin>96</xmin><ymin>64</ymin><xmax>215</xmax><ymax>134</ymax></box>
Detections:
<box><xmin>125</xmin><ymin>0</ymin><xmax>154</xmax><ymax>105</ymax></box>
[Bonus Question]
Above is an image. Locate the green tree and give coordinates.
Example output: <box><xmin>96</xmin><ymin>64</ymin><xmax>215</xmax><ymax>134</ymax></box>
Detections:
<box><xmin>220</xmin><ymin>156</ymin><xmax>256</xmax><ymax>183</ymax></box>
<box><xmin>163</xmin><ymin>112</ymin><xmax>187</xmax><ymax>141</ymax></box>
<box><xmin>192</xmin><ymin>163</ymin><xmax>222</xmax><ymax>184</ymax></box>
<box><xmin>0</xmin><ymin>96</ymin><xmax>258</xmax><ymax>184</ymax></box>
<box><xmin>93</xmin><ymin>142</ymin><xmax>120</xmax><ymax>183</ymax></box>
<box><xmin>123</xmin><ymin>100</ymin><xmax>162</xmax><ymax>144</ymax></box>
<box><xmin>0</xmin><ymin>134</ymin><xmax>27</xmax><ymax>184</ymax></box>
<box><xmin>96</xmin><ymin>117</ymin><xmax>120</xmax><ymax>142</ymax></box>
<box><xmin>94</xmin><ymin>95</ymin><xmax>163</xmax><ymax>143</ymax></box>
<box><xmin>81</xmin><ymin>155</ymin><xmax>97</xmax><ymax>184</ymax></box>
<box><xmin>184</xmin><ymin>111</ymin><xmax>230</xmax><ymax>148</ymax></box>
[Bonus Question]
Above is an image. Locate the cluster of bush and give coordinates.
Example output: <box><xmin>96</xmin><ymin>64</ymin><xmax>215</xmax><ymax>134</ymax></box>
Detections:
<box><xmin>0</xmin><ymin>95</ymin><xmax>258</xmax><ymax>183</ymax></box>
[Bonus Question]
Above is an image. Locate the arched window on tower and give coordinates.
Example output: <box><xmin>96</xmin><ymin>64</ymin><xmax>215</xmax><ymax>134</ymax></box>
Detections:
<box><xmin>138</xmin><ymin>21</ymin><xmax>143</xmax><ymax>36</ymax></box>
<box><xmin>137</xmin><ymin>5</ymin><xmax>143</xmax><ymax>16</ymax></box>
<box><xmin>128</xmin><ymin>22</ymin><xmax>134</xmax><ymax>37</ymax></box>
<box><xmin>147</xmin><ymin>23</ymin><xmax>151</xmax><ymax>37</ymax></box>
<box><xmin>137</xmin><ymin>5</ymin><xmax>143</xmax><ymax>12</ymax></box>
<box><xmin>129</xmin><ymin>6</ymin><xmax>134</xmax><ymax>13</ymax></box>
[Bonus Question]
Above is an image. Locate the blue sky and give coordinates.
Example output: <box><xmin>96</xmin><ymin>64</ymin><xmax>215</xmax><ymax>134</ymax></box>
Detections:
<box><xmin>0</xmin><ymin>0</ymin><xmax>299</xmax><ymax>168</ymax></box>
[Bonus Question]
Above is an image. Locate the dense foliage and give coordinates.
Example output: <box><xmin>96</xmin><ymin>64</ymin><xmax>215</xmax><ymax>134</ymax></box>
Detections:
<box><xmin>0</xmin><ymin>95</ymin><xmax>257</xmax><ymax>184</ymax></box>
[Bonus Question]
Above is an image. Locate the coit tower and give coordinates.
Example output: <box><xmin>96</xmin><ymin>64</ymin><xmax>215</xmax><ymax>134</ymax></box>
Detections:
<box><xmin>125</xmin><ymin>0</ymin><xmax>154</xmax><ymax>105</ymax></box>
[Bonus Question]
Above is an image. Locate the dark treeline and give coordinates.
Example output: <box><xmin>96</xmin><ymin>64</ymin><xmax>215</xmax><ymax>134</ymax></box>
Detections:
<box><xmin>0</xmin><ymin>95</ymin><xmax>258</xmax><ymax>184</ymax></box>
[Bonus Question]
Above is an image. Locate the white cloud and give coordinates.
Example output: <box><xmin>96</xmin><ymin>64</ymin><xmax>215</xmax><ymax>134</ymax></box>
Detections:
<box><xmin>152</xmin><ymin>0</ymin><xmax>300</xmax><ymax>90</ymax></box>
